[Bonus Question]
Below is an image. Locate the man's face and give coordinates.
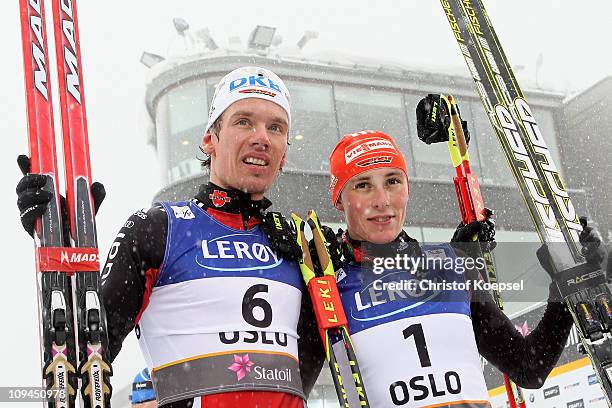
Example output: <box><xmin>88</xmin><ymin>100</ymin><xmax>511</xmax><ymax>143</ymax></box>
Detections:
<box><xmin>202</xmin><ymin>98</ymin><xmax>289</xmax><ymax>200</ymax></box>
<box><xmin>336</xmin><ymin>167</ymin><xmax>409</xmax><ymax>244</ymax></box>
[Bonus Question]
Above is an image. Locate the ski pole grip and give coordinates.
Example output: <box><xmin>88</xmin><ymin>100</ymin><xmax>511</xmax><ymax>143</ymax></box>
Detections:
<box><xmin>308</xmin><ymin>275</ymin><xmax>348</xmax><ymax>331</ymax></box>
<box><xmin>447</xmin><ymin>95</ymin><xmax>468</xmax><ymax>156</ymax></box>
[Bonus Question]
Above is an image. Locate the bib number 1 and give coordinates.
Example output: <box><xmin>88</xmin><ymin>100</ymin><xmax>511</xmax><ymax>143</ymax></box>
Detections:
<box><xmin>403</xmin><ymin>323</ymin><xmax>431</xmax><ymax>367</ymax></box>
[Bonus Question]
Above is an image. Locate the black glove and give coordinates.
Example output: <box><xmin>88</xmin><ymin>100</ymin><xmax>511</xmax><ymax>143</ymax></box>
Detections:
<box><xmin>416</xmin><ymin>93</ymin><xmax>470</xmax><ymax>145</ymax></box>
<box><xmin>261</xmin><ymin>211</ymin><xmax>301</xmax><ymax>261</ymax></box>
<box><xmin>536</xmin><ymin>217</ymin><xmax>606</xmax><ymax>278</ymax></box>
<box><xmin>16</xmin><ymin>155</ymin><xmax>105</xmax><ymax>237</ymax></box>
<box><xmin>451</xmin><ymin>209</ymin><xmax>497</xmax><ymax>256</ymax></box>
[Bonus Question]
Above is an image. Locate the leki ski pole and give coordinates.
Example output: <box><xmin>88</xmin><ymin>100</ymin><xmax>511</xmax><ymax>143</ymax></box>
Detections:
<box><xmin>292</xmin><ymin>210</ymin><xmax>369</xmax><ymax>407</ymax></box>
<box><xmin>418</xmin><ymin>93</ymin><xmax>525</xmax><ymax>408</ymax></box>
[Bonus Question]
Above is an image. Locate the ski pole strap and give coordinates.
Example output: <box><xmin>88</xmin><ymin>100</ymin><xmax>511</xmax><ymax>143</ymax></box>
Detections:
<box><xmin>447</xmin><ymin>95</ymin><xmax>468</xmax><ymax>157</ymax></box>
<box><xmin>291</xmin><ymin>212</ymin><xmax>316</xmax><ymax>285</ymax></box>
<box><xmin>36</xmin><ymin>246</ymin><xmax>100</xmax><ymax>273</ymax></box>
<box><xmin>308</xmin><ymin>210</ymin><xmax>336</xmax><ymax>277</ymax></box>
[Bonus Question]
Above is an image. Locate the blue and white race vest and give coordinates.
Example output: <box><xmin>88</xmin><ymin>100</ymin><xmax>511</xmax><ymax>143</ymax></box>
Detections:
<box><xmin>137</xmin><ymin>201</ymin><xmax>305</xmax><ymax>405</ymax></box>
<box><xmin>334</xmin><ymin>243</ymin><xmax>491</xmax><ymax>408</ymax></box>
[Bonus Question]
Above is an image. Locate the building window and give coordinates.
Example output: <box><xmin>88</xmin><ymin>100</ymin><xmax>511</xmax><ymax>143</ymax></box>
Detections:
<box><xmin>156</xmin><ymin>79</ymin><xmax>209</xmax><ymax>184</ymax></box>
<box><xmin>334</xmin><ymin>86</ymin><xmax>414</xmax><ymax>176</ymax></box>
<box><xmin>284</xmin><ymin>80</ymin><xmax>338</xmax><ymax>172</ymax></box>
<box><xmin>469</xmin><ymin>102</ymin><xmax>562</xmax><ymax>185</ymax></box>
<box><xmin>469</xmin><ymin>100</ymin><xmax>514</xmax><ymax>185</ymax></box>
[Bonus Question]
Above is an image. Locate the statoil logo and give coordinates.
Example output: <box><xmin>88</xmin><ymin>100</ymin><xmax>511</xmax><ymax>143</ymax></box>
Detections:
<box><xmin>228</xmin><ymin>354</ymin><xmax>292</xmax><ymax>383</ymax></box>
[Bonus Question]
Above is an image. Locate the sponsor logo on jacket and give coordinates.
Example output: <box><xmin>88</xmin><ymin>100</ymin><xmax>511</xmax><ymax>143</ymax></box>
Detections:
<box><xmin>197</xmin><ymin>234</ymin><xmax>282</xmax><ymax>271</ymax></box>
<box><xmin>567</xmin><ymin>399</ymin><xmax>584</xmax><ymax>408</ymax></box>
<box><xmin>543</xmin><ymin>385</ymin><xmax>560</xmax><ymax>399</ymax></box>
<box><xmin>171</xmin><ymin>205</ymin><xmax>195</xmax><ymax>220</ymax></box>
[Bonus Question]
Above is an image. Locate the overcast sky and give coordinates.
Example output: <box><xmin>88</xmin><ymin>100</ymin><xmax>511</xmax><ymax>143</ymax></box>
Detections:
<box><xmin>1</xmin><ymin>1</ymin><xmax>611</xmax><ymax>405</ymax></box>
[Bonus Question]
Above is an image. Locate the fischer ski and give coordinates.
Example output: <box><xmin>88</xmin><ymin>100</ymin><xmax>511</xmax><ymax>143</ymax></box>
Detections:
<box><xmin>439</xmin><ymin>0</ymin><xmax>612</xmax><ymax>404</ymax></box>
<box><xmin>292</xmin><ymin>210</ymin><xmax>370</xmax><ymax>408</ymax></box>
<box><xmin>18</xmin><ymin>0</ymin><xmax>113</xmax><ymax>406</ymax></box>
<box><xmin>417</xmin><ymin>93</ymin><xmax>526</xmax><ymax>408</ymax></box>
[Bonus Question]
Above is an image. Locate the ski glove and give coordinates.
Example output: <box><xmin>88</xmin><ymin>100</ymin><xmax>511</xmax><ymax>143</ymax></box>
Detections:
<box><xmin>16</xmin><ymin>154</ymin><xmax>105</xmax><ymax>237</ymax></box>
<box><xmin>416</xmin><ymin>93</ymin><xmax>470</xmax><ymax>145</ymax></box>
<box><xmin>261</xmin><ymin>211</ymin><xmax>302</xmax><ymax>261</ymax></box>
<box><xmin>450</xmin><ymin>208</ymin><xmax>497</xmax><ymax>257</ymax></box>
<box><xmin>537</xmin><ymin>217</ymin><xmax>607</xmax><ymax>278</ymax></box>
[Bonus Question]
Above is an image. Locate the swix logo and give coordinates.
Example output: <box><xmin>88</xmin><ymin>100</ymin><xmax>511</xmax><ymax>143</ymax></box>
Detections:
<box><xmin>59</xmin><ymin>0</ymin><xmax>82</xmax><ymax>103</ymax></box>
<box><xmin>495</xmin><ymin>100</ymin><xmax>581</xmax><ymax>244</ymax></box>
<box><xmin>229</xmin><ymin>75</ymin><xmax>281</xmax><ymax>93</ymax></box>
<box><xmin>61</xmin><ymin>250</ymin><xmax>99</xmax><ymax>264</ymax></box>
<box><xmin>345</xmin><ymin>138</ymin><xmax>396</xmax><ymax>164</ymax></box>
<box><xmin>209</xmin><ymin>190</ymin><xmax>231</xmax><ymax>207</ymax></box>
<box><xmin>28</xmin><ymin>0</ymin><xmax>49</xmax><ymax>99</ymax></box>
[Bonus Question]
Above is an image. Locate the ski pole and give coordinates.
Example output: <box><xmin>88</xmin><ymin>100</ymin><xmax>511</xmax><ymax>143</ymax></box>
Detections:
<box><xmin>292</xmin><ymin>210</ymin><xmax>369</xmax><ymax>407</ymax></box>
<box><xmin>444</xmin><ymin>94</ymin><xmax>526</xmax><ymax>408</ymax></box>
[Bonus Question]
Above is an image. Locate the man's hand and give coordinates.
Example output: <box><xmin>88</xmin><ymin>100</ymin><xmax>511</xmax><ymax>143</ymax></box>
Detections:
<box><xmin>416</xmin><ymin>93</ymin><xmax>470</xmax><ymax>145</ymax></box>
<box><xmin>16</xmin><ymin>154</ymin><xmax>105</xmax><ymax>237</ymax></box>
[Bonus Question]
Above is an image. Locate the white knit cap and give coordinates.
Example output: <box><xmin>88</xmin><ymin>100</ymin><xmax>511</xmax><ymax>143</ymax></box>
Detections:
<box><xmin>205</xmin><ymin>66</ymin><xmax>291</xmax><ymax>134</ymax></box>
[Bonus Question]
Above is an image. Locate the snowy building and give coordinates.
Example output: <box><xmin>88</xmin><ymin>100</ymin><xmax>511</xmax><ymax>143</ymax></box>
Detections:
<box><xmin>138</xmin><ymin>26</ymin><xmax>611</xmax><ymax>408</ymax></box>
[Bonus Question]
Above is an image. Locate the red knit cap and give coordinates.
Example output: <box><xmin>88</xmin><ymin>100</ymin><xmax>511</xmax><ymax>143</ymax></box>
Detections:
<box><xmin>329</xmin><ymin>130</ymin><xmax>408</xmax><ymax>204</ymax></box>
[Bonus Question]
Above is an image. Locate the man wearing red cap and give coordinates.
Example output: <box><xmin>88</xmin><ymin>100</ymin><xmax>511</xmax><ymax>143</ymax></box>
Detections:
<box><xmin>323</xmin><ymin>130</ymin><xmax>601</xmax><ymax>407</ymax></box>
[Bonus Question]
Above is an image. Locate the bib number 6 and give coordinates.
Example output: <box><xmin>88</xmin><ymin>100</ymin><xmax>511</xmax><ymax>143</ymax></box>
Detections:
<box><xmin>242</xmin><ymin>284</ymin><xmax>273</xmax><ymax>328</ymax></box>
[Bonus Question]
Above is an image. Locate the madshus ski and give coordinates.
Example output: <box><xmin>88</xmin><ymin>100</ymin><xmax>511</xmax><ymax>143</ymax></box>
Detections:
<box><xmin>18</xmin><ymin>0</ymin><xmax>112</xmax><ymax>406</ymax></box>
<box><xmin>439</xmin><ymin>0</ymin><xmax>612</xmax><ymax>403</ymax></box>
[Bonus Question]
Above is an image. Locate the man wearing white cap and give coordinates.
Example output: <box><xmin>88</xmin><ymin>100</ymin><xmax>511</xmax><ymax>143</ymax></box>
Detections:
<box><xmin>96</xmin><ymin>67</ymin><xmax>323</xmax><ymax>407</ymax></box>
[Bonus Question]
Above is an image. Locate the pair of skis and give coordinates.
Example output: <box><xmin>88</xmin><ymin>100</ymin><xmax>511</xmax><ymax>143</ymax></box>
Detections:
<box><xmin>421</xmin><ymin>94</ymin><xmax>526</xmax><ymax>407</ymax></box>
<box><xmin>19</xmin><ymin>0</ymin><xmax>112</xmax><ymax>406</ymax></box>
<box><xmin>439</xmin><ymin>0</ymin><xmax>612</xmax><ymax>404</ymax></box>
<box><xmin>292</xmin><ymin>211</ymin><xmax>369</xmax><ymax>408</ymax></box>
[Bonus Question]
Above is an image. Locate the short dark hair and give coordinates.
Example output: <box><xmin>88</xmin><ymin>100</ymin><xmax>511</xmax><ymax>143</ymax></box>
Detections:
<box><xmin>199</xmin><ymin>117</ymin><xmax>222</xmax><ymax>170</ymax></box>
